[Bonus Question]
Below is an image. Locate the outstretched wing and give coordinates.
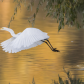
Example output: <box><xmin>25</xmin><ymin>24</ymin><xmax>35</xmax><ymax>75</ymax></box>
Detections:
<box><xmin>12</xmin><ymin>40</ymin><xmax>43</xmax><ymax>53</ymax></box>
<box><xmin>7</xmin><ymin>40</ymin><xmax>43</xmax><ymax>53</ymax></box>
<box><xmin>11</xmin><ymin>28</ymin><xmax>49</xmax><ymax>49</ymax></box>
<box><xmin>1</xmin><ymin>37</ymin><xmax>15</xmax><ymax>48</ymax></box>
<box><xmin>0</xmin><ymin>37</ymin><xmax>16</xmax><ymax>53</ymax></box>
<box><xmin>0</xmin><ymin>28</ymin><xmax>49</xmax><ymax>53</ymax></box>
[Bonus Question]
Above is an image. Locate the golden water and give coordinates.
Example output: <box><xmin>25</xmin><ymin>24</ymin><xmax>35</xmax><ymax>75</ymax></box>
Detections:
<box><xmin>0</xmin><ymin>0</ymin><xmax>84</xmax><ymax>84</ymax></box>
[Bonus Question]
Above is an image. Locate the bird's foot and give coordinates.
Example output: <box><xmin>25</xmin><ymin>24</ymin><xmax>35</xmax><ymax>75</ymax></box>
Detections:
<box><xmin>52</xmin><ymin>48</ymin><xmax>60</xmax><ymax>52</ymax></box>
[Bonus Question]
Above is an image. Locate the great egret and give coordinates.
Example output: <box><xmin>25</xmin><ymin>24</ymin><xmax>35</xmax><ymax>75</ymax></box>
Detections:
<box><xmin>0</xmin><ymin>27</ymin><xmax>59</xmax><ymax>53</ymax></box>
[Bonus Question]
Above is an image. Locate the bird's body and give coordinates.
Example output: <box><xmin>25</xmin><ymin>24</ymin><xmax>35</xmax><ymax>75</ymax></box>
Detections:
<box><xmin>0</xmin><ymin>27</ymin><xmax>59</xmax><ymax>53</ymax></box>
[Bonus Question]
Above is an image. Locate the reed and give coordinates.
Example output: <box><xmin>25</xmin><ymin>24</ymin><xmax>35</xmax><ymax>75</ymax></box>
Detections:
<box><xmin>8</xmin><ymin>68</ymin><xmax>84</xmax><ymax>84</ymax></box>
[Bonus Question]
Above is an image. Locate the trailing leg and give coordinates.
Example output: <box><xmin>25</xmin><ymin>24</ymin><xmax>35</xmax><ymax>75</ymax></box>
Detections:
<box><xmin>41</xmin><ymin>40</ymin><xmax>53</xmax><ymax>51</ymax></box>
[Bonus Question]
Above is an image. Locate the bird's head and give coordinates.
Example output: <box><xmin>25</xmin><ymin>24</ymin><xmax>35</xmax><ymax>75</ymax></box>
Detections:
<box><xmin>0</xmin><ymin>27</ymin><xmax>8</xmax><ymax>30</ymax></box>
<box><xmin>0</xmin><ymin>27</ymin><xmax>16</xmax><ymax>37</ymax></box>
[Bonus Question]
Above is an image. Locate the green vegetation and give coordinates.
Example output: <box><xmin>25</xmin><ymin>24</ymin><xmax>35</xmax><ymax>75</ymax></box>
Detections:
<box><xmin>6</xmin><ymin>0</ymin><xmax>84</xmax><ymax>31</ymax></box>
<box><xmin>30</xmin><ymin>68</ymin><xmax>84</xmax><ymax>84</ymax></box>
<box><xmin>8</xmin><ymin>68</ymin><xmax>84</xmax><ymax>84</ymax></box>
<box><xmin>52</xmin><ymin>68</ymin><xmax>84</xmax><ymax>84</ymax></box>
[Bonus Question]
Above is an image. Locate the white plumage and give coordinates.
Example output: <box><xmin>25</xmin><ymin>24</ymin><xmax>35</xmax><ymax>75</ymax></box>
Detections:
<box><xmin>0</xmin><ymin>27</ymin><xmax>49</xmax><ymax>53</ymax></box>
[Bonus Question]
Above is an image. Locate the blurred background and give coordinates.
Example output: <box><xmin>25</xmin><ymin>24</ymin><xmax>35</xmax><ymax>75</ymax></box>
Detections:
<box><xmin>0</xmin><ymin>0</ymin><xmax>84</xmax><ymax>84</ymax></box>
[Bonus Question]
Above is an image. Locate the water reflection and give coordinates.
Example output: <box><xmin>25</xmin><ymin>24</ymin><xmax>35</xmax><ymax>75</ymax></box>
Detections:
<box><xmin>0</xmin><ymin>1</ymin><xmax>84</xmax><ymax>84</ymax></box>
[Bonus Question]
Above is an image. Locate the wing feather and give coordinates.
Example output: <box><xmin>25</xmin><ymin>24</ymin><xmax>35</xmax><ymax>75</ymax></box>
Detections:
<box><xmin>1</xmin><ymin>37</ymin><xmax>16</xmax><ymax>53</ymax></box>
<box><xmin>1</xmin><ymin>28</ymin><xmax>49</xmax><ymax>53</ymax></box>
<box><xmin>11</xmin><ymin>28</ymin><xmax>49</xmax><ymax>49</ymax></box>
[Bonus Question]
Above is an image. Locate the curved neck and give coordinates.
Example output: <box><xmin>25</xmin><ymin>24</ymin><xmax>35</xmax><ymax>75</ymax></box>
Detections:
<box><xmin>5</xmin><ymin>28</ymin><xmax>17</xmax><ymax>37</ymax></box>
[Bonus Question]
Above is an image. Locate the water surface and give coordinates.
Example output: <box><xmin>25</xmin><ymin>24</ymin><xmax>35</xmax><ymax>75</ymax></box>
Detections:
<box><xmin>0</xmin><ymin>0</ymin><xmax>84</xmax><ymax>84</ymax></box>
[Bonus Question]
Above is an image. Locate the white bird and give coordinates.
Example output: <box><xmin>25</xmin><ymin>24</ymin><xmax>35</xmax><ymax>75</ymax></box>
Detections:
<box><xmin>0</xmin><ymin>27</ymin><xmax>59</xmax><ymax>53</ymax></box>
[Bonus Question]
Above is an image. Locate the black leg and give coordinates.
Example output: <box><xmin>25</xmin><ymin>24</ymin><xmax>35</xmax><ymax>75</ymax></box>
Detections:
<box><xmin>41</xmin><ymin>39</ymin><xmax>60</xmax><ymax>52</ymax></box>
<box><xmin>41</xmin><ymin>40</ymin><xmax>53</xmax><ymax>50</ymax></box>
<box><xmin>42</xmin><ymin>39</ymin><xmax>54</xmax><ymax>49</ymax></box>
<box><xmin>46</xmin><ymin>39</ymin><xmax>57</xmax><ymax>49</ymax></box>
